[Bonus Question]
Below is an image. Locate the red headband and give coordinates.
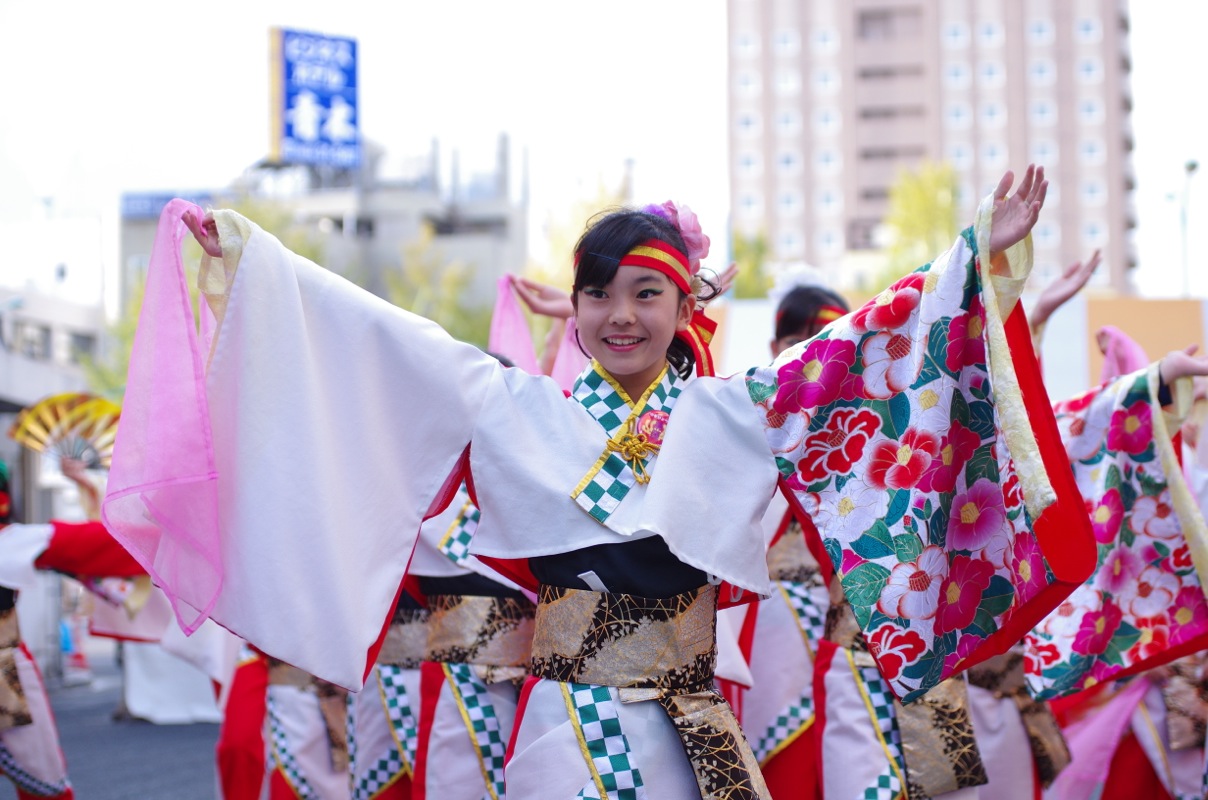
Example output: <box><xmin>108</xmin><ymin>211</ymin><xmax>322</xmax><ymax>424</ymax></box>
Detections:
<box><xmin>616</xmin><ymin>239</ymin><xmax>693</xmax><ymax>294</ymax></box>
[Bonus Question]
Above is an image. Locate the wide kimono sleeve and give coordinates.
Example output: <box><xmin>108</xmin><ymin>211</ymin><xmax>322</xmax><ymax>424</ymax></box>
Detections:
<box><xmin>1026</xmin><ymin>366</ymin><xmax>1208</xmax><ymax>698</ymax></box>
<box><xmin>743</xmin><ymin>195</ymin><xmax>1096</xmax><ymax>701</ymax></box>
<box><xmin>102</xmin><ymin>200</ymin><xmax>504</xmax><ymax>690</ymax></box>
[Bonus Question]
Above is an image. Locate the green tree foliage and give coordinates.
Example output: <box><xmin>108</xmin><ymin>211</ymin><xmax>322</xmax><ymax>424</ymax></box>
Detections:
<box><xmin>385</xmin><ymin>221</ymin><xmax>492</xmax><ymax>348</ymax></box>
<box><xmin>876</xmin><ymin>161</ymin><xmax>959</xmax><ymax>287</ymax></box>
<box><xmin>732</xmin><ymin>232</ymin><xmax>773</xmax><ymax>299</ymax></box>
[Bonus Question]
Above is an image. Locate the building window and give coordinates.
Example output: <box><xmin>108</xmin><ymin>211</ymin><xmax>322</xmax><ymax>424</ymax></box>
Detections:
<box><xmin>774</xmin><ymin>29</ymin><xmax>800</xmax><ymax>56</ymax></box>
<box><xmin>1084</xmin><ymin>221</ymin><xmax>1106</xmax><ymax>247</ymax></box>
<box><xmin>69</xmin><ymin>332</ymin><xmax>96</xmax><ymax>365</ymax></box>
<box><xmin>979</xmin><ymin>21</ymin><xmax>1003</xmax><ymax>47</ymax></box>
<box><xmin>815</xmin><ymin>148</ymin><xmax>840</xmax><ymax>172</ymax></box>
<box><xmin>1030</xmin><ymin>139</ymin><xmax>1057</xmax><ymax>165</ymax></box>
<box><xmin>813</xmin><ymin>68</ymin><xmax>839</xmax><ymax>94</ymax></box>
<box><xmin>736</xmin><ymin>71</ymin><xmax>761</xmax><ymax>96</ymax></box>
<box><xmin>1029</xmin><ymin>58</ymin><xmax>1055</xmax><ymax>86</ymax></box>
<box><xmin>946</xmin><ymin>103</ymin><xmax>972</xmax><ymax>129</ymax></box>
<box><xmin>736</xmin><ymin>112</ymin><xmax>760</xmax><ymax>137</ymax></box>
<box><xmin>779</xmin><ymin>150</ymin><xmax>802</xmax><ymax>175</ymax></box>
<box><xmin>1028</xmin><ymin>18</ymin><xmax>1054</xmax><ymax>45</ymax></box>
<box><xmin>944</xmin><ymin>61</ymin><xmax>970</xmax><ymax>88</ymax></box>
<box><xmin>981</xmin><ymin>102</ymin><xmax>1005</xmax><ymax>128</ymax></box>
<box><xmin>1080</xmin><ymin>138</ymin><xmax>1105</xmax><ymax>165</ymax></box>
<box><xmin>818</xmin><ymin>228</ymin><xmax>842</xmax><ymax>256</ymax></box>
<box><xmin>859</xmin><ymin>8</ymin><xmax>922</xmax><ymax>40</ymax></box>
<box><xmin>776</xmin><ymin>70</ymin><xmax>801</xmax><ymax>96</ymax></box>
<box><xmin>982</xmin><ymin>141</ymin><xmax>1007</xmax><ymax>168</ymax></box>
<box><xmin>1083</xmin><ymin>181</ymin><xmax>1106</xmax><ymax>206</ymax></box>
<box><xmin>817</xmin><ymin>188</ymin><xmax>842</xmax><ymax>215</ymax></box>
<box><xmin>778</xmin><ymin>191</ymin><xmax>802</xmax><ymax>216</ymax></box>
<box><xmin>779</xmin><ymin>230</ymin><xmax>802</xmax><ymax>256</ymax></box>
<box><xmin>1031</xmin><ymin>99</ymin><xmax>1057</xmax><ymax>126</ymax></box>
<box><xmin>1077</xmin><ymin>58</ymin><xmax>1103</xmax><ymax>84</ymax></box>
<box><xmin>738</xmin><ymin>151</ymin><xmax>762</xmax><ymax>176</ymax></box>
<box><xmin>811</xmin><ymin>108</ymin><xmax>840</xmax><ymax>136</ymax></box>
<box><xmin>15</xmin><ymin>322</ymin><xmax>51</xmax><ymax>361</ymax></box>
<box><xmin>942</xmin><ymin>22</ymin><xmax>969</xmax><ymax>49</ymax></box>
<box><xmin>1076</xmin><ymin>17</ymin><xmax>1103</xmax><ymax>43</ymax></box>
<box><xmin>1034</xmin><ymin>221</ymin><xmax>1060</xmax><ymax>248</ymax></box>
<box><xmin>979</xmin><ymin>61</ymin><xmax>1004</xmax><ymax>87</ymax></box>
<box><xmin>812</xmin><ymin>27</ymin><xmax>838</xmax><ymax>53</ymax></box>
<box><xmin>1079</xmin><ymin>98</ymin><xmax>1104</xmax><ymax>124</ymax></box>
<box><xmin>739</xmin><ymin>193</ymin><xmax>761</xmax><ymax>216</ymax></box>
<box><xmin>949</xmin><ymin>142</ymin><xmax>973</xmax><ymax>169</ymax></box>
<box><xmin>734</xmin><ymin>31</ymin><xmax>759</xmax><ymax>57</ymax></box>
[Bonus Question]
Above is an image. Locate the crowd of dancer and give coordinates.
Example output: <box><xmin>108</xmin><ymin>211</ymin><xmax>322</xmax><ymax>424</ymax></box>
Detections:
<box><xmin>4</xmin><ymin>163</ymin><xmax>1208</xmax><ymax>800</ymax></box>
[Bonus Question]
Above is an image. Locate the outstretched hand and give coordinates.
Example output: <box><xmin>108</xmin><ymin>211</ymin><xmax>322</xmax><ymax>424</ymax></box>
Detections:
<box><xmin>1159</xmin><ymin>344</ymin><xmax>1208</xmax><ymax>386</ymax></box>
<box><xmin>183</xmin><ymin>207</ymin><xmax>222</xmax><ymax>258</ymax></box>
<box><xmin>988</xmin><ymin>165</ymin><xmax>1048</xmax><ymax>255</ymax></box>
<box><xmin>1032</xmin><ymin>250</ymin><xmax>1101</xmax><ymax>328</ymax></box>
<box><xmin>510</xmin><ymin>275</ymin><xmax>574</xmax><ymax>319</ymax></box>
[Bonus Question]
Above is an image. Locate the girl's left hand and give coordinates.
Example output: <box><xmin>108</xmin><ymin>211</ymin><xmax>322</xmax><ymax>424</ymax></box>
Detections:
<box><xmin>988</xmin><ymin>165</ymin><xmax>1048</xmax><ymax>255</ymax></box>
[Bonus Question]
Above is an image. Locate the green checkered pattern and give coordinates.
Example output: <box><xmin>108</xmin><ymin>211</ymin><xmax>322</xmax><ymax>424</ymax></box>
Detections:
<box><xmin>856</xmin><ymin>662</ymin><xmax>905</xmax><ymax>800</ymax></box>
<box><xmin>781</xmin><ymin>580</ymin><xmax>829</xmax><ymax>656</ymax></box>
<box><xmin>570</xmin><ymin>364</ymin><xmax>682</xmax><ymax>524</ymax></box>
<box><xmin>267</xmin><ymin>692</ymin><xmax>318</xmax><ymax>799</ymax></box>
<box><xmin>444</xmin><ymin>663</ymin><xmax>507</xmax><ymax>800</ymax></box>
<box><xmin>438</xmin><ymin>497</ymin><xmax>481</xmax><ymax>567</ymax></box>
<box><xmin>751</xmin><ymin>685</ymin><xmax>812</xmax><ymax>763</ymax></box>
<box><xmin>564</xmin><ymin>682</ymin><xmax>648</xmax><ymax>800</ymax></box>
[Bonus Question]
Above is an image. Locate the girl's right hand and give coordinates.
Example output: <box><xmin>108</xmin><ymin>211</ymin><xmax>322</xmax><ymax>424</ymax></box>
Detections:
<box><xmin>183</xmin><ymin>207</ymin><xmax>223</xmax><ymax>258</ymax></box>
<box><xmin>1159</xmin><ymin>345</ymin><xmax>1208</xmax><ymax>385</ymax></box>
<box><xmin>511</xmin><ymin>275</ymin><xmax>574</xmax><ymax>319</ymax></box>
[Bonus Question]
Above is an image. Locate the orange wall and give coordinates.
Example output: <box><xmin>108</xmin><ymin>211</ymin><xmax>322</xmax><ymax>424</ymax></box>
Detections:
<box><xmin>1084</xmin><ymin>297</ymin><xmax>1205</xmax><ymax>386</ymax></box>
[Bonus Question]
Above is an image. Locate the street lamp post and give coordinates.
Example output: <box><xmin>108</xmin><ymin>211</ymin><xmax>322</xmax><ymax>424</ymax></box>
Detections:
<box><xmin>1182</xmin><ymin>159</ymin><xmax>1199</xmax><ymax>298</ymax></box>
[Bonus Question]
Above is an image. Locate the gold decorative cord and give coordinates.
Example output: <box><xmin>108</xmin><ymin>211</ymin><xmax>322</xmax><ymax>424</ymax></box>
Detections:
<box><xmin>606</xmin><ymin>419</ymin><xmax>661</xmax><ymax>484</ymax></box>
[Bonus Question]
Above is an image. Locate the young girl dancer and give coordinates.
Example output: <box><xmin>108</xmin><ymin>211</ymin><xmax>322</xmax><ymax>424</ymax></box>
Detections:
<box><xmin>107</xmin><ymin>167</ymin><xmax>1086</xmax><ymax>799</ymax></box>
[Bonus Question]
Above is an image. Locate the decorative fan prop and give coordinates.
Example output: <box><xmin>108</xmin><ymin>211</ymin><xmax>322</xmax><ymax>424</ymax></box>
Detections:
<box><xmin>8</xmin><ymin>393</ymin><xmax>121</xmax><ymax>470</ymax></box>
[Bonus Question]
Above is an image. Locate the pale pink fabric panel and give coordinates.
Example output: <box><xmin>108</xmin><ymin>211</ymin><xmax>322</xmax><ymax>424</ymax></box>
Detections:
<box><xmin>102</xmin><ymin>199</ymin><xmax>221</xmax><ymax>634</ymax></box>
<box><xmin>487</xmin><ymin>275</ymin><xmax>539</xmax><ymax>374</ymax></box>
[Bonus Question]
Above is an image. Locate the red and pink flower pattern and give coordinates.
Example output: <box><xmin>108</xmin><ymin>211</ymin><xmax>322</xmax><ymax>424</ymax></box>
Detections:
<box><xmin>795</xmin><ymin>408</ymin><xmax>881</xmax><ymax>483</ymax></box>
<box><xmin>867</xmin><ymin>428</ymin><xmax>939</xmax><ymax>490</ymax></box>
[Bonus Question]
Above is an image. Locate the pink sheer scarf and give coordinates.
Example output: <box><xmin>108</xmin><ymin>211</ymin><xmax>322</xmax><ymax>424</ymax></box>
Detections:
<box><xmin>1048</xmin><ymin>677</ymin><xmax>1151</xmax><ymax>800</ymax></box>
<box><xmin>487</xmin><ymin>275</ymin><xmax>539</xmax><ymax>373</ymax></box>
<box><xmin>1097</xmin><ymin>324</ymin><xmax>1149</xmax><ymax>383</ymax></box>
<box><xmin>101</xmin><ymin>200</ymin><xmax>221</xmax><ymax>634</ymax></box>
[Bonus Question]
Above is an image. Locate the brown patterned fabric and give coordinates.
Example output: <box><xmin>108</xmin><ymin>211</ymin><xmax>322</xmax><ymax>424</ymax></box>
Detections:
<box><xmin>425</xmin><ymin>594</ymin><xmax>535</xmax><ymax>670</ymax></box>
<box><xmin>1161</xmin><ymin>655</ymin><xmax>1208</xmax><ymax>752</ymax></box>
<box><xmin>897</xmin><ymin>677</ymin><xmax>987</xmax><ymax>797</ymax></box>
<box><xmin>0</xmin><ymin>609</ymin><xmax>30</xmax><ymax>730</ymax></box>
<box><xmin>822</xmin><ymin>579</ymin><xmax>866</xmax><ymax>651</ymax></box>
<box><xmin>315</xmin><ymin>680</ymin><xmax>350</xmax><ymax>773</ymax></box>
<box><xmin>267</xmin><ymin>659</ymin><xmax>312</xmax><ymax>689</ymax></box>
<box><xmin>531</xmin><ymin>583</ymin><xmax>771</xmax><ymax>800</ymax></box>
<box><xmin>966</xmin><ymin>649</ymin><xmax>1070</xmax><ymax>787</ymax></box>
<box><xmin>377</xmin><ymin>607</ymin><xmax>429</xmax><ymax>669</ymax></box>
<box><xmin>766</xmin><ymin>518</ymin><xmax>821</xmax><ymax>583</ymax></box>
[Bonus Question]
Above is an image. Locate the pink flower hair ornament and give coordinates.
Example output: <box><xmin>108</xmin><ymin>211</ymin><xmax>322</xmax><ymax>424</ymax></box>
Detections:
<box><xmin>642</xmin><ymin>201</ymin><xmax>711</xmax><ymax>271</ymax></box>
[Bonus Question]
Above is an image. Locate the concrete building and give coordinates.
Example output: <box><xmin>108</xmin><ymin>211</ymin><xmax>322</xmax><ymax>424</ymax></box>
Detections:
<box><xmin>728</xmin><ymin>0</ymin><xmax>1136</xmax><ymax>293</ymax></box>
<box><xmin>119</xmin><ymin>134</ymin><xmax>528</xmax><ymax>317</ymax></box>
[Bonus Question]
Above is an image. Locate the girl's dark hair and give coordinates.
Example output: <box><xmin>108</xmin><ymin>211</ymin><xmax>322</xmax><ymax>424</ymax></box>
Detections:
<box><xmin>774</xmin><ymin>285</ymin><xmax>850</xmax><ymax>341</ymax></box>
<box><xmin>572</xmin><ymin>208</ymin><xmax>718</xmax><ymax>380</ymax></box>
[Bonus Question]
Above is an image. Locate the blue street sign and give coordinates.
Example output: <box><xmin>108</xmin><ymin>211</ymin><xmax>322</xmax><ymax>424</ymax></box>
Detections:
<box><xmin>271</xmin><ymin>28</ymin><xmax>360</xmax><ymax>168</ymax></box>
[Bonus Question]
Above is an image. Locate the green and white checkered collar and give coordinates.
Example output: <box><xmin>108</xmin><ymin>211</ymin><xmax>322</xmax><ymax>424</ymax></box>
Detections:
<box><xmin>569</xmin><ymin>361</ymin><xmax>684</xmax><ymax>523</ymax></box>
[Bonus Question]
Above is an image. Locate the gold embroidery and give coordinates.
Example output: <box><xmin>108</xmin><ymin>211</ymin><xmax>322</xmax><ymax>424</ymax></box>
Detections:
<box><xmin>377</xmin><ymin>608</ymin><xmax>429</xmax><ymax>669</ymax></box>
<box><xmin>606</xmin><ymin>418</ymin><xmax>661</xmax><ymax>484</ymax></box>
<box><xmin>425</xmin><ymin>595</ymin><xmax>535</xmax><ymax>668</ymax></box>
<box><xmin>897</xmin><ymin>677</ymin><xmax>986</xmax><ymax>797</ymax></box>
<box><xmin>0</xmin><ymin>609</ymin><xmax>30</xmax><ymax>731</ymax></box>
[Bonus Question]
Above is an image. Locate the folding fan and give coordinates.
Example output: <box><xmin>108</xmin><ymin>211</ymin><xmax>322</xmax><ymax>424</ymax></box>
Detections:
<box><xmin>8</xmin><ymin>393</ymin><xmax>121</xmax><ymax>470</ymax></box>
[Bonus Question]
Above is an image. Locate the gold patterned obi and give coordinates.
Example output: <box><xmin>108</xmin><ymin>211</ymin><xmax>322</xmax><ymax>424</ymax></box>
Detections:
<box><xmin>530</xmin><ymin>583</ymin><xmax>771</xmax><ymax>800</ymax></box>
<box><xmin>267</xmin><ymin>657</ymin><xmax>350</xmax><ymax>773</ymax></box>
<box><xmin>425</xmin><ymin>594</ymin><xmax>535</xmax><ymax>685</ymax></box>
<box><xmin>966</xmin><ymin>648</ymin><xmax>1070</xmax><ymax>788</ymax></box>
<box><xmin>376</xmin><ymin>607</ymin><xmax>429</xmax><ymax>669</ymax></box>
<box><xmin>767</xmin><ymin>519</ymin><xmax>822</xmax><ymax>584</ymax></box>
<box><xmin>0</xmin><ymin>608</ymin><xmax>31</xmax><ymax>731</ymax></box>
<box><xmin>822</xmin><ymin>576</ymin><xmax>866</xmax><ymax>650</ymax></box>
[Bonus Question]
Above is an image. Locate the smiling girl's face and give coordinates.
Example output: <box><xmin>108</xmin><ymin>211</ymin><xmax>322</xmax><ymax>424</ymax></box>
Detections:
<box><xmin>574</xmin><ymin>265</ymin><xmax>694</xmax><ymax>399</ymax></box>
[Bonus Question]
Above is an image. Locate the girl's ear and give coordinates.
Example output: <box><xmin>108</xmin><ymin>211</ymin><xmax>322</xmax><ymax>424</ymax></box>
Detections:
<box><xmin>676</xmin><ymin>294</ymin><xmax>697</xmax><ymax>332</ymax></box>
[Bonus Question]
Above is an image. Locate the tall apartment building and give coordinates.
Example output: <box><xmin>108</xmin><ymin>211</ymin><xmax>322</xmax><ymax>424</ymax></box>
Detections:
<box><xmin>728</xmin><ymin>0</ymin><xmax>1136</xmax><ymax>293</ymax></box>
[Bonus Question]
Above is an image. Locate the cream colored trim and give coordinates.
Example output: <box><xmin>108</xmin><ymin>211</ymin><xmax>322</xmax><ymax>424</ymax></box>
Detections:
<box><xmin>975</xmin><ymin>195</ymin><xmax>1056</xmax><ymax>522</ymax></box>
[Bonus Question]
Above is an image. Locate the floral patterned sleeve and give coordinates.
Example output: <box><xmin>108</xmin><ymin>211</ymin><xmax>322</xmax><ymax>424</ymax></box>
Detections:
<box><xmin>744</xmin><ymin>217</ymin><xmax>1092</xmax><ymax>702</ymax></box>
<box><xmin>1026</xmin><ymin>365</ymin><xmax>1208</xmax><ymax>698</ymax></box>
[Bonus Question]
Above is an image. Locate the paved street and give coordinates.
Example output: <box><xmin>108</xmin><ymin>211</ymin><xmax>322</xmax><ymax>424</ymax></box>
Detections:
<box><xmin>0</xmin><ymin>643</ymin><xmax>219</xmax><ymax>800</ymax></box>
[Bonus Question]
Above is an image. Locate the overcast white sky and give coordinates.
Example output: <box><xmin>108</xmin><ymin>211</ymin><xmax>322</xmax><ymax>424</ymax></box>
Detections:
<box><xmin>0</xmin><ymin>1</ymin><xmax>1202</xmax><ymax>306</ymax></box>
